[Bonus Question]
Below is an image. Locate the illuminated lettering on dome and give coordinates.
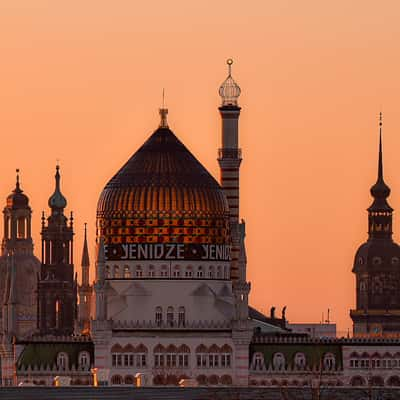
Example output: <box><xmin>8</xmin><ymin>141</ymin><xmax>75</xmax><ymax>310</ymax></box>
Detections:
<box><xmin>104</xmin><ymin>243</ymin><xmax>231</xmax><ymax>261</ymax></box>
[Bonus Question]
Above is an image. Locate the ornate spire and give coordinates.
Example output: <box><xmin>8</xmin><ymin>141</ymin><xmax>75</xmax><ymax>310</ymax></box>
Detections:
<box><xmin>48</xmin><ymin>165</ymin><xmax>67</xmax><ymax>210</ymax></box>
<box><xmin>81</xmin><ymin>223</ymin><xmax>90</xmax><ymax>268</ymax></box>
<box><xmin>219</xmin><ymin>59</ymin><xmax>241</xmax><ymax>107</ymax></box>
<box><xmin>15</xmin><ymin>169</ymin><xmax>21</xmax><ymax>193</ymax></box>
<box><xmin>369</xmin><ymin>113</ymin><xmax>392</xmax><ymax>212</ymax></box>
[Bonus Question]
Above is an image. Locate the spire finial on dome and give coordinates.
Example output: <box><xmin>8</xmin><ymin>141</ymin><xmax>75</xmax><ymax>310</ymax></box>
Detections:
<box><xmin>16</xmin><ymin>169</ymin><xmax>20</xmax><ymax>190</ymax></box>
<box><xmin>369</xmin><ymin>112</ymin><xmax>392</xmax><ymax>212</ymax></box>
<box><xmin>378</xmin><ymin>112</ymin><xmax>383</xmax><ymax>181</ymax></box>
<box><xmin>219</xmin><ymin>58</ymin><xmax>241</xmax><ymax>107</ymax></box>
<box><xmin>48</xmin><ymin>164</ymin><xmax>67</xmax><ymax>210</ymax></box>
<box><xmin>159</xmin><ymin>89</ymin><xmax>169</xmax><ymax>128</ymax></box>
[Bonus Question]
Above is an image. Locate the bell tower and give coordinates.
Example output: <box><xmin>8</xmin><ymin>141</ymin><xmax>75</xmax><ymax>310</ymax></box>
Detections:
<box><xmin>2</xmin><ymin>170</ymin><xmax>33</xmax><ymax>256</ymax></box>
<box><xmin>37</xmin><ymin>166</ymin><xmax>77</xmax><ymax>335</ymax></box>
<box><xmin>350</xmin><ymin>115</ymin><xmax>400</xmax><ymax>337</ymax></box>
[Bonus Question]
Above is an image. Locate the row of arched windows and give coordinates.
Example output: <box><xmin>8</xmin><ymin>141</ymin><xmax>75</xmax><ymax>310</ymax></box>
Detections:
<box><xmin>105</xmin><ymin>264</ymin><xmax>229</xmax><ymax>279</ymax></box>
<box><xmin>111</xmin><ymin>344</ymin><xmax>148</xmax><ymax>368</ymax></box>
<box><xmin>350</xmin><ymin>375</ymin><xmax>400</xmax><ymax>387</ymax></box>
<box><xmin>155</xmin><ymin>306</ymin><xmax>185</xmax><ymax>327</ymax></box>
<box><xmin>349</xmin><ymin>352</ymin><xmax>400</xmax><ymax>369</ymax></box>
<box><xmin>196</xmin><ymin>344</ymin><xmax>232</xmax><ymax>369</ymax></box>
<box><xmin>56</xmin><ymin>351</ymin><xmax>91</xmax><ymax>370</ymax></box>
<box><xmin>251</xmin><ymin>352</ymin><xmax>336</xmax><ymax>372</ymax></box>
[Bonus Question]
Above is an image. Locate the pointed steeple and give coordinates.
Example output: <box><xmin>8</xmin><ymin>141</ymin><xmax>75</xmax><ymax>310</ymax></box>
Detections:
<box><xmin>368</xmin><ymin>113</ymin><xmax>392</xmax><ymax>212</ymax></box>
<box><xmin>81</xmin><ymin>223</ymin><xmax>90</xmax><ymax>286</ymax></box>
<box><xmin>48</xmin><ymin>165</ymin><xmax>67</xmax><ymax>211</ymax></box>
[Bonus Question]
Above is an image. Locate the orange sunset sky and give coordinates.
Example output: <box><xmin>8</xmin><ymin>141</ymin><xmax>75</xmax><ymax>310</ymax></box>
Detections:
<box><xmin>1</xmin><ymin>1</ymin><xmax>400</xmax><ymax>334</ymax></box>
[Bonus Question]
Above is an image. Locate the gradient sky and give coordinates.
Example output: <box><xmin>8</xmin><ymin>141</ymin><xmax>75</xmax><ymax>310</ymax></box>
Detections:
<box><xmin>1</xmin><ymin>1</ymin><xmax>400</xmax><ymax>335</ymax></box>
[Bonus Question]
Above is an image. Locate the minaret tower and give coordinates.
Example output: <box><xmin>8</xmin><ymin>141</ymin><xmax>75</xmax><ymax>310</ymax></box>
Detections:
<box><xmin>78</xmin><ymin>223</ymin><xmax>93</xmax><ymax>333</ymax></box>
<box><xmin>218</xmin><ymin>59</ymin><xmax>242</xmax><ymax>281</ymax></box>
<box><xmin>37</xmin><ymin>166</ymin><xmax>77</xmax><ymax>335</ymax></box>
<box><xmin>351</xmin><ymin>114</ymin><xmax>400</xmax><ymax>337</ymax></box>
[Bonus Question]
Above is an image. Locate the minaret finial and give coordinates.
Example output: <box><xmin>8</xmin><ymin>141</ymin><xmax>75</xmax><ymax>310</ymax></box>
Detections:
<box><xmin>159</xmin><ymin>89</ymin><xmax>169</xmax><ymax>128</ymax></box>
<box><xmin>227</xmin><ymin>58</ymin><xmax>233</xmax><ymax>76</ymax></box>
<box><xmin>219</xmin><ymin>58</ymin><xmax>241</xmax><ymax>106</ymax></box>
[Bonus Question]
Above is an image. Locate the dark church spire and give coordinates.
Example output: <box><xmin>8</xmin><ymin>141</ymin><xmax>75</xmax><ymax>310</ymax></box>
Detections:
<box><xmin>367</xmin><ymin>113</ymin><xmax>393</xmax><ymax>238</ymax></box>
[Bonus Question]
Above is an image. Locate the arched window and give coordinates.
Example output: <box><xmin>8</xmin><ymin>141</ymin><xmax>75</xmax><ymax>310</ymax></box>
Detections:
<box><xmin>160</xmin><ymin>265</ymin><xmax>168</xmax><ymax>277</ymax></box>
<box><xmin>369</xmin><ymin>376</ymin><xmax>384</xmax><ymax>387</ymax></box>
<box><xmin>185</xmin><ymin>266</ymin><xmax>193</xmax><ymax>278</ymax></box>
<box><xmin>78</xmin><ymin>351</ymin><xmax>90</xmax><ymax>369</ymax></box>
<box><xmin>173</xmin><ymin>265</ymin><xmax>180</xmax><ymax>277</ymax></box>
<box><xmin>178</xmin><ymin>307</ymin><xmax>185</xmax><ymax>327</ymax></box>
<box><xmin>111</xmin><ymin>375</ymin><xmax>123</xmax><ymax>385</ymax></box>
<box><xmin>177</xmin><ymin>344</ymin><xmax>190</xmax><ymax>368</ymax></box>
<box><xmin>167</xmin><ymin>307</ymin><xmax>174</xmax><ymax>327</ymax></box>
<box><xmin>124</xmin><ymin>375</ymin><xmax>134</xmax><ymax>385</ymax></box>
<box><xmin>272</xmin><ymin>353</ymin><xmax>285</xmax><ymax>371</ymax></box>
<box><xmin>387</xmin><ymin>376</ymin><xmax>400</xmax><ymax>386</ymax></box>
<box><xmin>105</xmin><ymin>265</ymin><xmax>110</xmax><ymax>278</ymax></box>
<box><xmin>252</xmin><ymin>352</ymin><xmax>265</xmax><ymax>371</ymax></box>
<box><xmin>196</xmin><ymin>345</ymin><xmax>208</xmax><ymax>368</ymax></box>
<box><xmin>111</xmin><ymin>344</ymin><xmax>123</xmax><ymax>367</ymax></box>
<box><xmin>221</xmin><ymin>344</ymin><xmax>232</xmax><ymax>368</ymax></box>
<box><xmin>123</xmin><ymin>266</ymin><xmax>131</xmax><ymax>278</ymax></box>
<box><xmin>208</xmin><ymin>266</ymin><xmax>214</xmax><ymax>278</ymax></box>
<box><xmin>135</xmin><ymin>266</ymin><xmax>142</xmax><ymax>277</ymax></box>
<box><xmin>148</xmin><ymin>265</ymin><xmax>155</xmax><ymax>277</ymax></box>
<box><xmin>323</xmin><ymin>353</ymin><xmax>336</xmax><ymax>371</ymax></box>
<box><xmin>154</xmin><ymin>344</ymin><xmax>165</xmax><ymax>368</ymax></box>
<box><xmin>155</xmin><ymin>307</ymin><xmax>163</xmax><ymax>326</ymax></box>
<box><xmin>135</xmin><ymin>344</ymin><xmax>148</xmax><ymax>368</ymax></box>
<box><xmin>114</xmin><ymin>265</ymin><xmax>120</xmax><ymax>278</ymax></box>
<box><xmin>57</xmin><ymin>352</ymin><xmax>68</xmax><ymax>370</ymax></box>
<box><xmin>197</xmin><ymin>266</ymin><xmax>203</xmax><ymax>278</ymax></box>
<box><xmin>217</xmin><ymin>266</ymin><xmax>222</xmax><ymax>278</ymax></box>
<box><xmin>220</xmin><ymin>375</ymin><xmax>233</xmax><ymax>385</ymax></box>
<box><xmin>294</xmin><ymin>352</ymin><xmax>306</xmax><ymax>370</ymax></box>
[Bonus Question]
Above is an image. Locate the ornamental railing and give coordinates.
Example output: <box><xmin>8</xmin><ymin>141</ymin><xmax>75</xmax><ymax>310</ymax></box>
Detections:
<box><xmin>218</xmin><ymin>148</ymin><xmax>242</xmax><ymax>160</ymax></box>
<box><xmin>112</xmin><ymin>319</ymin><xmax>231</xmax><ymax>330</ymax></box>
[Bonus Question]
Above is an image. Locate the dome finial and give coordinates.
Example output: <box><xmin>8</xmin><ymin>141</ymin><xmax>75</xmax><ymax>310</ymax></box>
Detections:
<box><xmin>219</xmin><ymin>58</ymin><xmax>241</xmax><ymax>107</ymax></box>
<box><xmin>48</xmin><ymin>164</ymin><xmax>67</xmax><ymax>210</ymax></box>
<box><xmin>15</xmin><ymin>168</ymin><xmax>21</xmax><ymax>192</ymax></box>
<box><xmin>159</xmin><ymin>88</ymin><xmax>169</xmax><ymax>128</ymax></box>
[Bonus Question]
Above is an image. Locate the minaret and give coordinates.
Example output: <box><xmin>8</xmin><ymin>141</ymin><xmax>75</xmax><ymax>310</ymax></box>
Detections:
<box><xmin>218</xmin><ymin>59</ymin><xmax>242</xmax><ymax>281</ymax></box>
<box><xmin>78</xmin><ymin>223</ymin><xmax>93</xmax><ymax>333</ymax></box>
<box><xmin>94</xmin><ymin>238</ymin><xmax>106</xmax><ymax>321</ymax></box>
<box><xmin>351</xmin><ymin>114</ymin><xmax>400</xmax><ymax>337</ymax></box>
<box><xmin>37</xmin><ymin>165</ymin><xmax>77</xmax><ymax>335</ymax></box>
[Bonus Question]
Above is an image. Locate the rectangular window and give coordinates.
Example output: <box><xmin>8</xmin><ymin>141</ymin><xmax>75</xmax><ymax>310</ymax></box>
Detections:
<box><xmin>160</xmin><ymin>354</ymin><xmax>164</xmax><ymax>367</ymax></box>
<box><xmin>129</xmin><ymin>354</ymin><xmax>134</xmax><ymax>366</ymax></box>
<box><xmin>197</xmin><ymin>355</ymin><xmax>201</xmax><ymax>367</ymax></box>
<box><xmin>202</xmin><ymin>355</ymin><xmax>207</xmax><ymax>367</ymax></box>
<box><xmin>179</xmin><ymin>355</ymin><xmax>184</xmax><ymax>367</ymax></box>
<box><xmin>124</xmin><ymin>354</ymin><xmax>129</xmax><ymax>367</ymax></box>
<box><xmin>172</xmin><ymin>354</ymin><xmax>177</xmax><ymax>367</ymax></box>
<box><xmin>166</xmin><ymin>354</ymin><xmax>171</xmax><ymax>367</ymax></box>
<box><xmin>209</xmin><ymin>355</ymin><xmax>214</xmax><ymax>368</ymax></box>
<box><xmin>184</xmin><ymin>354</ymin><xmax>189</xmax><ymax>367</ymax></box>
<box><xmin>221</xmin><ymin>355</ymin><xmax>226</xmax><ymax>368</ymax></box>
<box><xmin>112</xmin><ymin>354</ymin><xmax>117</xmax><ymax>367</ymax></box>
<box><xmin>214</xmin><ymin>355</ymin><xmax>219</xmax><ymax>367</ymax></box>
<box><xmin>117</xmin><ymin>354</ymin><xmax>122</xmax><ymax>367</ymax></box>
<box><xmin>226</xmin><ymin>354</ymin><xmax>231</xmax><ymax>368</ymax></box>
<box><xmin>155</xmin><ymin>354</ymin><xmax>159</xmax><ymax>367</ymax></box>
<box><xmin>142</xmin><ymin>354</ymin><xmax>147</xmax><ymax>367</ymax></box>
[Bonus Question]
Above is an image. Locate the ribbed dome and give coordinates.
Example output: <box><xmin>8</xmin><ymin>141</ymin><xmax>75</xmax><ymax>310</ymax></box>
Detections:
<box><xmin>97</xmin><ymin>126</ymin><xmax>230</xmax><ymax>247</ymax></box>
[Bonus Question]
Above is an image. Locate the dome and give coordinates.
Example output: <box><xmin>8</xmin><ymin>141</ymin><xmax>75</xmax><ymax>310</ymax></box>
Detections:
<box><xmin>353</xmin><ymin>240</ymin><xmax>400</xmax><ymax>273</ymax></box>
<box><xmin>48</xmin><ymin>166</ymin><xmax>67</xmax><ymax>210</ymax></box>
<box><xmin>97</xmin><ymin>123</ymin><xmax>230</xmax><ymax>251</ymax></box>
<box><xmin>6</xmin><ymin>173</ymin><xmax>29</xmax><ymax>209</ymax></box>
